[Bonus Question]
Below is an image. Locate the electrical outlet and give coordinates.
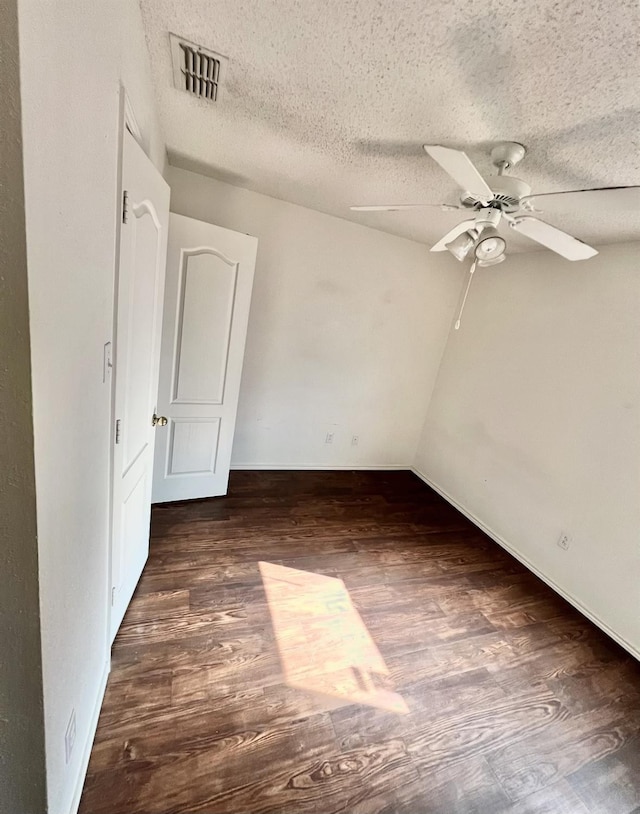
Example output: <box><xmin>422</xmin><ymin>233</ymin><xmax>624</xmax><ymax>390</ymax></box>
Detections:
<box><xmin>557</xmin><ymin>533</ymin><xmax>570</xmax><ymax>551</ymax></box>
<box><xmin>325</xmin><ymin>432</ymin><xmax>334</xmax><ymax>444</ymax></box>
<box><xmin>65</xmin><ymin>708</ymin><xmax>76</xmax><ymax>764</ymax></box>
<box><xmin>351</xmin><ymin>435</ymin><xmax>359</xmax><ymax>446</ymax></box>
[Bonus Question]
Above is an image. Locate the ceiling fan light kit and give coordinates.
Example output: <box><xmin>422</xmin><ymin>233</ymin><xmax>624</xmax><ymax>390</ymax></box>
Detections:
<box><xmin>477</xmin><ymin>254</ymin><xmax>506</xmax><ymax>268</ymax></box>
<box><xmin>445</xmin><ymin>230</ymin><xmax>475</xmax><ymax>262</ymax></box>
<box><xmin>474</xmin><ymin>227</ymin><xmax>507</xmax><ymax>262</ymax></box>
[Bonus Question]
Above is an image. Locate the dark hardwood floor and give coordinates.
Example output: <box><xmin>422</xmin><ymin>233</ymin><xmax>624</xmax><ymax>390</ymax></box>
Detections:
<box><xmin>79</xmin><ymin>471</ymin><xmax>640</xmax><ymax>814</ymax></box>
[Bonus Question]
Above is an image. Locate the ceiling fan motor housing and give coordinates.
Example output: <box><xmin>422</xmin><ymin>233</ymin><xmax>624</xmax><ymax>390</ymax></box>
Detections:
<box><xmin>461</xmin><ymin>175</ymin><xmax>532</xmax><ymax>212</ymax></box>
<box><xmin>474</xmin><ymin>208</ymin><xmax>501</xmax><ymax>230</ymax></box>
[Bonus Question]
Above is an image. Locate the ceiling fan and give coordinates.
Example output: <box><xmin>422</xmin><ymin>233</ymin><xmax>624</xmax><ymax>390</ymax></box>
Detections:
<box><xmin>351</xmin><ymin>142</ymin><xmax>640</xmax><ymax>328</ymax></box>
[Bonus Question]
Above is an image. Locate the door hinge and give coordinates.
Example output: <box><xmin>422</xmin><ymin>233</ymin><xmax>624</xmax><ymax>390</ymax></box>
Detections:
<box><xmin>111</xmin><ymin>586</ymin><xmax>116</xmax><ymax>606</ymax></box>
<box><xmin>115</xmin><ymin>419</ymin><xmax>122</xmax><ymax>444</ymax></box>
<box><xmin>122</xmin><ymin>190</ymin><xmax>129</xmax><ymax>224</ymax></box>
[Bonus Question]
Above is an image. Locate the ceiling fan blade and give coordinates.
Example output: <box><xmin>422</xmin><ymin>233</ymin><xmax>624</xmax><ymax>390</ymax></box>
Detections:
<box><xmin>520</xmin><ymin>186</ymin><xmax>640</xmax><ymax>215</ymax></box>
<box><xmin>424</xmin><ymin>145</ymin><xmax>493</xmax><ymax>202</ymax></box>
<box><xmin>521</xmin><ymin>185</ymin><xmax>640</xmax><ymax>208</ymax></box>
<box><xmin>509</xmin><ymin>216</ymin><xmax>598</xmax><ymax>260</ymax></box>
<box><xmin>430</xmin><ymin>219</ymin><xmax>476</xmax><ymax>252</ymax></box>
<box><xmin>350</xmin><ymin>203</ymin><xmax>461</xmax><ymax>212</ymax></box>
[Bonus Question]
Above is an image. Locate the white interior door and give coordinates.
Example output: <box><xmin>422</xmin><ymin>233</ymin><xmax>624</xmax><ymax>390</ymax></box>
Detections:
<box><xmin>110</xmin><ymin>129</ymin><xmax>170</xmax><ymax>641</ymax></box>
<box><xmin>152</xmin><ymin>213</ymin><xmax>257</xmax><ymax>503</ymax></box>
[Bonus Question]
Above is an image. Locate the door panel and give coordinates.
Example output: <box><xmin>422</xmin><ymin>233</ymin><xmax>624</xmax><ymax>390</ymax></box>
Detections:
<box><xmin>168</xmin><ymin>418</ymin><xmax>221</xmax><ymax>475</ymax></box>
<box><xmin>152</xmin><ymin>214</ymin><xmax>257</xmax><ymax>503</ymax></box>
<box><xmin>123</xmin><ymin>207</ymin><xmax>162</xmax><ymax>469</ymax></box>
<box><xmin>110</xmin><ymin>130</ymin><xmax>169</xmax><ymax>642</ymax></box>
<box><xmin>174</xmin><ymin>250</ymin><xmax>238</xmax><ymax>403</ymax></box>
<box><xmin>120</xmin><ymin>470</ymin><xmax>148</xmax><ymax>584</ymax></box>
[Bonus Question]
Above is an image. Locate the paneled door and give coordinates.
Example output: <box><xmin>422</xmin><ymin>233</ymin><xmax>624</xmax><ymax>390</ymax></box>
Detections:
<box><xmin>152</xmin><ymin>213</ymin><xmax>257</xmax><ymax>503</ymax></box>
<box><xmin>110</xmin><ymin>129</ymin><xmax>170</xmax><ymax>642</ymax></box>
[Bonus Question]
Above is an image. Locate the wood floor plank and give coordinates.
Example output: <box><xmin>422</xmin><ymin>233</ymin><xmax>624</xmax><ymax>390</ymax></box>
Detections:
<box><xmin>182</xmin><ymin>738</ymin><xmax>419</xmax><ymax>814</ymax></box>
<box><xmin>84</xmin><ymin>711</ymin><xmax>336</xmax><ymax>814</ymax></box>
<box><xmin>363</xmin><ymin>609</ymin><xmax>497</xmax><ymax>656</ymax></box>
<box><xmin>545</xmin><ymin>659</ymin><xmax>640</xmax><ymax>716</ymax></box>
<box><xmin>136</xmin><ymin>560</ymin><xmax>264</xmax><ymax>595</ymax></box>
<box><xmin>87</xmin><ymin>687</ymin><xmax>266</xmax><ymax>772</ymax></box>
<box><xmin>120</xmin><ymin>589</ymin><xmax>191</xmax><ymax>625</ymax></box>
<box><xmin>388</xmin><ymin>756</ymin><xmax>511</xmax><ymax>813</ymax></box>
<box><xmin>487</xmin><ymin>704</ymin><xmax>640</xmax><ymax>802</ymax></box>
<box><xmin>437</xmin><ymin>579</ymin><xmax>568</xmax><ymax>619</ymax></box>
<box><xmin>170</xmin><ymin>651</ymin><xmax>284</xmax><ymax>702</ymax></box>
<box><xmin>331</xmin><ymin>667</ymin><xmax>508</xmax><ymax>750</ymax></box>
<box><xmin>79</xmin><ymin>471</ymin><xmax>640</xmax><ymax>814</ymax></box>
<box><xmin>567</xmin><ymin>735</ymin><xmax>640</xmax><ymax>814</ymax></box>
<box><xmin>497</xmin><ymin>779</ymin><xmax>591</xmax><ymax>814</ymax></box>
<box><xmin>405</xmin><ymin>689</ymin><xmax>571</xmax><ymax>774</ymax></box>
<box><xmin>111</xmin><ymin>630</ymin><xmax>272</xmax><ymax>683</ymax></box>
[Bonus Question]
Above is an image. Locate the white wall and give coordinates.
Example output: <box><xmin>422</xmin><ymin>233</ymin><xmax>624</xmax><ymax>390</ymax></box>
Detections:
<box><xmin>17</xmin><ymin>2</ymin><xmax>164</xmax><ymax>812</ymax></box>
<box><xmin>414</xmin><ymin>242</ymin><xmax>640</xmax><ymax>656</ymax></box>
<box><xmin>0</xmin><ymin>1</ymin><xmax>47</xmax><ymax>810</ymax></box>
<box><xmin>167</xmin><ymin>166</ymin><xmax>463</xmax><ymax>468</ymax></box>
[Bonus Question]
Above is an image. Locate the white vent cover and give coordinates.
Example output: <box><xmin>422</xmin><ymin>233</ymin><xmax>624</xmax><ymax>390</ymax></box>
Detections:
<box><xmin>170</xmin><ymin>33</ymin><xmax>228</xmax><ymax>101</ymax></box>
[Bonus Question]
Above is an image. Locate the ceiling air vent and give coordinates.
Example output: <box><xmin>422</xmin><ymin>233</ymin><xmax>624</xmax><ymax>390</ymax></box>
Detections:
<box><xmin>169</xmin><ymin>34</ymin><xmax>228</xmax><ymax>102</ymax></box>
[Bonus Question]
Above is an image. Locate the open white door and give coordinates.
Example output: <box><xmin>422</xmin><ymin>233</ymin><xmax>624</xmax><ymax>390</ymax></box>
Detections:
<box><xmin>152</xmin><ymin>214</ymin><xmax>257</xmax><ymax>503</ymax></box>
<box><xmin>110</xmin><ymin>129</ymin><xmax>170</xmax><ymax>642</ymax></box>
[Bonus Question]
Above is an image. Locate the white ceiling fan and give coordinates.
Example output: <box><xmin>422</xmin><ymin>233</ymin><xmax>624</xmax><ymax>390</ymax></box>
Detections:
<box><xmin>352</xmin><ymin>142</ymin><xmax>640</xmax><ymax>328</ymax></box>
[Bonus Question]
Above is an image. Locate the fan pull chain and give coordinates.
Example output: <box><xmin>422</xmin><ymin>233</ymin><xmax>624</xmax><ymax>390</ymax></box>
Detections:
<box><xmin>454</xmin><ymin>259</ymin><xmax>477</xmax><ymax>330</ymax></box>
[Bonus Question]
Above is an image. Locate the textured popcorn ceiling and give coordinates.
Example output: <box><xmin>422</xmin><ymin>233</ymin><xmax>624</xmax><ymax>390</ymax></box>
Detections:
<box><xmin>140</xmin><ymin>0</ymin><xmax>640</xmax><ymax>251</ymax></box>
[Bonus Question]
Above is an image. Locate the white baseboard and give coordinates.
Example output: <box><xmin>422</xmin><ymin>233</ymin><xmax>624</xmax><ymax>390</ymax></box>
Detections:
<box><xmin>69</xmin><ymin>660</ymin><xmax>110</xmax><ymax>814</ymax></box>
<box><xmin>230</xmin><ymin>463</ymin><xmax>410</xmax><ymax>471</ymax></box>
<box><xmin>411</xmin><ymin>466</ymin><xmax>640</xmax><ymax>662</ymax></box>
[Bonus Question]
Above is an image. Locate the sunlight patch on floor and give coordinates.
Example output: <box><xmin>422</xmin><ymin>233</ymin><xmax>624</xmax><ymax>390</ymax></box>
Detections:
<box><xmin>259</xmin><ymin>561</ymin><xmax>408</xmax><ymax>714</ymax></box>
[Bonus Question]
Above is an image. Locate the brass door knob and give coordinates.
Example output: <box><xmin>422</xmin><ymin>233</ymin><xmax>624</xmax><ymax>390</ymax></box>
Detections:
<box><xmin>152</xmin><ymin>414</ymin><xmax>168</xmax><ymax>427</ymax></box>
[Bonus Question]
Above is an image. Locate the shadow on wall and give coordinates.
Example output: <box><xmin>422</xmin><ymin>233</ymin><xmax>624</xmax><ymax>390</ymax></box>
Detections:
<box><xmin>168</xmin><ymin>150</ymin><xmax>249</xmax><ymax>187</ymax></box>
